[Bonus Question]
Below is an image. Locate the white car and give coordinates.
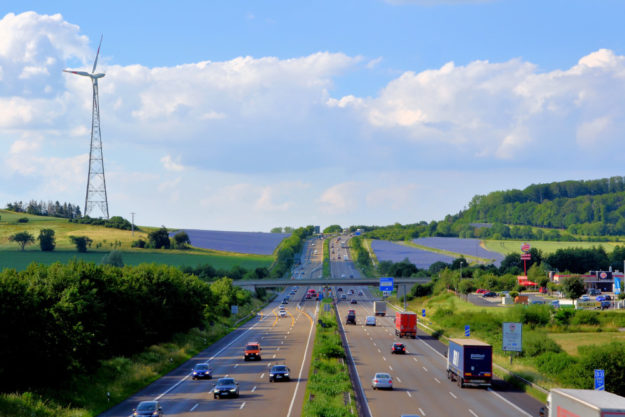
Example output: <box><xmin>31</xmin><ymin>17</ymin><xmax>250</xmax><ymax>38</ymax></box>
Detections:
<box><xmin>372</xmin><ymin>372</ymin><xmax>393</xmax><ymax>390</ymax></box>
<box><xmin>279</xmin><ymin>310</ymin><xmax>287</xmax><ymax>317</ymax></box>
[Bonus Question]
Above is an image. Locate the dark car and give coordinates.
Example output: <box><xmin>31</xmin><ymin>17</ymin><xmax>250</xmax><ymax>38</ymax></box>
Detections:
<box><xmin>213</xmin><ymin>377</ymin><xmax>240</xmax><ymax>399</ymax></box>
<box><xmin>596</xmin><ymin>295</ymin><xmax>606</xmax><ymax>301</ymax></box>
<box><xmin>337</xmin><ymin>287</ymin><xmax>343</xmax><ymax>292</ymax></box>
<box><xmin>133</xmin><ymin>401</ymin><xmax>163</xmax><ymax>417</ymax></box>
<box><xmin>482</xmin><ymin>291</ymin><xmax>497</xmax><ymax>297</ymax></box>
<box><xmin>191</xmin><ymin>363</ymin><xmax>212</xmax><ymax>380</ymax></box>
<box><xmin>282</xmin><ymin>298</ymin><xmax>289</xmax><ymax>304</ymax></box>
<box><xmin>391</xmin><ymin>343</ymin><xmax>406</xmax><ymax>354</ymax></box>
<box><xmin>350</xmin><ymin>299</ymin><xmax>358</xmax><ymax>304</ymax></box>
<box><xmin>346</xmin><ymin>310</ymin><xmax>356</xmax><ymax>325</ymax></box>
<box><xmin>269</xmin><ymin>365</ymin><xmax>291</xmax><ymax>382</ymax></box>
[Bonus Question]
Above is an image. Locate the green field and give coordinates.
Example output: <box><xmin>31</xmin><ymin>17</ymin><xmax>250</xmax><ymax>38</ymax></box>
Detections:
<box><xmin>0</xmin><ymin>249</ymin><xmax>273</xmax><ymax>271</ymax></box>
<box><xmin>483</xmin><ymin>239</ymin><xmax>622</xmax><ymax>256</ymax></box>
<box><xmin>0</xmin><ymin>210</ymin><xmax>274</xmax><ymax>271</ymax></box>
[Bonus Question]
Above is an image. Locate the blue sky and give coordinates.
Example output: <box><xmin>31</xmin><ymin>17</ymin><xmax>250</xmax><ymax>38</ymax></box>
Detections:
<box><xmin>1</xmin><ymin>1</ymin><xmax>625</xmax><ymax>231</ymax></box>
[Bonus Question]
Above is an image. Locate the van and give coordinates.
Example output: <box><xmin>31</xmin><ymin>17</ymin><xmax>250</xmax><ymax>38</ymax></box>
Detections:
<box><xmin>244</xmin><ymin>342</ymin><xmax>262</xmax><ymax>361</ymax></box>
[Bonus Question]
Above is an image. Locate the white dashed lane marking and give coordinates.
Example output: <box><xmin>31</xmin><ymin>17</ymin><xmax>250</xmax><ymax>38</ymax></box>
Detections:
<box><xmin>434</xmin><ymin>378</ymin><xmax>440</xmax><ymax>384</ymax></box>
<box><xmin>252</xmin><ymin>386</ymin><xmax>257</xmax><ymax>392</ymax></box>
<box><xmin>407</xmin><ymin>391</ymin><xmax>412</xmax><ymax>398</ymax></box>
<box><xmin>449</xmin><ymin>392</ymin><xmax>457</xmax><ymax>399</ymax></box>
<box><xmin>469</xmin><ymin>409</ymin><xmax>478</xmax><ymax>417</ymax></box>
<box><xmin>240</xmin><ymin>402</ymin><xmax>246</xmax><ymax>409</ymax></box>
<box><xmin>190</xmin><ymin>403</ymin><xmax>198</xmax><ymax>411</ymax></box>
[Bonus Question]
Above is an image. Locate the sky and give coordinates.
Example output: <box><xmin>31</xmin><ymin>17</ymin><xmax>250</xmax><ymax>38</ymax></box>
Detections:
<box><xmin>1</xmin><ymin>0</ymin><xmax>625</xmax><ymax>231</ymax></box>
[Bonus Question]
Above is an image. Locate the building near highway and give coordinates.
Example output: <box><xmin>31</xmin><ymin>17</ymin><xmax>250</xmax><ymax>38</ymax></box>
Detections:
<box><xmin>550</xmin><ymin>271</ymin><xmax>624</xmax><ymax>293</ymax></box>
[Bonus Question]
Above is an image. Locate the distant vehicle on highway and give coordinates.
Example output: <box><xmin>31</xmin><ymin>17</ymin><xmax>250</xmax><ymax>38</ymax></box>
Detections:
<box><xmin>482</xmin><ymin>291</ymin><xmax>497</xmax><ymax>297</ymax></box>
<box><xmin>358</xmin><ymin>290</ymin><xmax>364</xmax><ymax>296</ymax></box>
<box><xmin>337</xmin><ymin>287</ymin><xmax>343</xmax><ymax>292</ymax></box>
<box><xmin>346</xmin><ymin>310</ymin><xmax>356</xmax><ymax>325</ymax></box>
<box><xmin>391</xmin><ymin>343</ymin><xmax>406</xmax><ymax>354</ymax></box>
<box><xmin>371</xmin><ymin>372</ymin><xmax>393</xmax><ymax>390</ymax></box>
<box><xmin>279</xmin><ymin>310</ymin><xmax>287</xmax><ymax>317</ymax></box>
<box><xmin>269</xmin><ymin>365</ymin><xmax>291</xmax><ymax>382</ymax></box>
<box><xmin>191</xmin><ymin>362</ymin><xmax>212</xmax><ymax>380</ymax></box>
<box><xmin>340</xmin><ymin>294</ymin><xmax>347</xmax><ymax>301</ymax></box>
<box><xmin>133</xmin><ymin>401</ymin><xmax>163</xmax><ymax>417</ymax></box>
<box><xmin>350</xmin><ymin>299</ymin><xmax>357</xmax><ymax>304</ymax></box>
<box><xmin>213</xmin><ymin>377</ymin><xmax>240</xmax><ymax>399</ymax></box>
<box><xmin>244</xmin><ymin>342</ymin><xmax>262</xmax><ymax>361</ymax></box>
<box><xmin>341</xmin><ymin>273</ymin><xmax>346</xmax><ymax>278</ymax></box>
<box><xmin>365</xmin><ymin>316</ymin><xmax>376</xmax><ymax>326</ymax></box>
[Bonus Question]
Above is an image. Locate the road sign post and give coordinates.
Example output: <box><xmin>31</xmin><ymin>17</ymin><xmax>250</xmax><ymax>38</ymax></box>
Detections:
<box><xmin>464</xmin><ymin>325</ymin><xmax>470</xmax><ymax>337</ymax></box>
<box><xmin>422</xmin><ymin>309</ymin><xmax>426</xmax><ymax>317</ymax></box>
<box><xmin>595</xmin><ymin>369</ymin><xmax>605</xmax><ymax>391</ymax></box>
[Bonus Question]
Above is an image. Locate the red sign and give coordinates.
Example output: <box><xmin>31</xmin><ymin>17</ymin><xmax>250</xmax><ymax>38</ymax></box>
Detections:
<box><xmin>521</xmin><ymin>253</ymin><xmax>531</xmax><ymax>260</ymax></box>
<box><xmin>521</xmin><ymin>243</ymin><xmax>531</xmax><ymax>253</ymax></box>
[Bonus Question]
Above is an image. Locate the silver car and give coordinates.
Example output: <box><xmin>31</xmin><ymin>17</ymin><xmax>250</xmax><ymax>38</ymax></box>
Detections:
<box><xmin>365</xmin><ymin>316</ymin><xmax>376</xmax><ymax>326</ymax></box>
<box><xmin>371</xmin><ymin>372</ymin><xmax>393</xmax><ymax>390</ymax></box>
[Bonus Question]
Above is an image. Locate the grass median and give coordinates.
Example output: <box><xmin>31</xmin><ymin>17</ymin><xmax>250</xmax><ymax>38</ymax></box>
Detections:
<box><xmin>302</xmin><ymin>299</ymin><xmax>355</xmax><ymax>417</ymax></box>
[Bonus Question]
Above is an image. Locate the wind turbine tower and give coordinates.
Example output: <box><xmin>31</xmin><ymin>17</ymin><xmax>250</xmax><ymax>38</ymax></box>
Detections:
<box><xmin>64</xmin><ymin>35</ymin><xmax>109</xmax><ymax>219</ymax></box>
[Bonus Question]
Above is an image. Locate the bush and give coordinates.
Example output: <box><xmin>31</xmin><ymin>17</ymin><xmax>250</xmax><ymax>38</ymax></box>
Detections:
<box><xmin>131</xmin><ymin>239</ymin><xmax>146</xmax><ymax>248</ymax></box>
<box><xmin>37</xmin><ymin>229</ymin><xmax>56</xmax><ymax>252</ymax></box>
<box><xmin>571</xmin><ymin>310</ymin><xmax>600</xmax><ymax>326</ymax></box>
<box><xmin>101</xmin><ymin>251</ymin><xmax>124</xmax><ymax>267</ymax></box>
<box><xmin>17</xmin><ymin>217</ymin><xmax>29</xmax><ymax>223</ymax></box>
<box><xmin>522</xmin><ymin>331</ymin><xmax>561</xmax><ymax>357</ymax></box>
<box><xmin>554</xmin><ymin>308</ymin><xmax>575</xmax><ymax>326</ymax></box>
<box><xmin>69</xmin><ymin>235</ymin><xmax>93</xmax><ymax>252</ymax></box>
<box><xmin>535</xmin><ymin>352</ymin><xmax>577</xmax><ymax>377</ymax></box>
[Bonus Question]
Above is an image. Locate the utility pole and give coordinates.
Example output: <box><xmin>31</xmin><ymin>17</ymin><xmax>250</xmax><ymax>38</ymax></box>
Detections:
<box><xmin>131</xmin><ymin>212</ymin><xmax>135</xmax><ymax>237</ymax></box>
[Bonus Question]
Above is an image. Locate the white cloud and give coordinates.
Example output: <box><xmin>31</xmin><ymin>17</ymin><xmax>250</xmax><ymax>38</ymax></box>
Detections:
<box><xmin>160</xmin><ymin>154</ymin><xmax>184</xmax><ymax>172</ymax></box>
<box><xmin>318</xmin><ymin>182</ymin><xmax>361</xmax><ymax>215</ymax></box>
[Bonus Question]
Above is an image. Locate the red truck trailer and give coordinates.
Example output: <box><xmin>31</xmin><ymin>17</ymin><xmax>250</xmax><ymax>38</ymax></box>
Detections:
<box><xmin>395</xmin><ymin>312</ymin><xmax>417</xmax><ymax>338</ymax></box>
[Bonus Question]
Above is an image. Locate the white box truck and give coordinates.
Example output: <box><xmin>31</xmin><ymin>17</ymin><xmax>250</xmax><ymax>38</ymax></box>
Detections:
<box><xmin>373</xmin><ymin>301</ymin><xmax>386</xmax><ymax>316</ymax></box>
<box><xmin>540</xmin><ymin>388</ymin><xmax>625</xmax><ymax>417</ymax></box>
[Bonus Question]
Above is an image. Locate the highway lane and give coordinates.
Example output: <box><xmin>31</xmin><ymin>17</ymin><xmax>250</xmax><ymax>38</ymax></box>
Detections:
<box><xmin>329</xmin><ymin>235</ymin><xmax>360</xmax><ymax>279</ymax></box>
<box><xmin>99</xmin><ymin>286</ymin><xmax>318</xmax><ymax>417</ymax></box>
<box><xmin>293</xmin><ymin>238</ymin><xmax>324</xmax><ymax>279</ymax></box>
<box><xmin>335</xmin><ymin>287</ymin><xmax>541</xmax><ymax>417</ymax></box>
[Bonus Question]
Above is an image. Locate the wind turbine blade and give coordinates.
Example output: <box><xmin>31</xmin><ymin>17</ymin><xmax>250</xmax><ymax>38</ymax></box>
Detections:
<box><xmin>63</xmin><ymin>69</ymin><xmax>91</xmax><ymax>76</ymax></box>
<box><xmin>92</xmin><ymin>34</ymin><xmax>103</xmax><ymax>73</ymax></box>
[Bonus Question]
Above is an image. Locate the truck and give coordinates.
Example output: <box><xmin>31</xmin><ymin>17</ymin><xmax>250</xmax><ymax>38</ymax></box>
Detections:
<box><xmin>394</xmin><ymin>312</ymin><xmax>417</xmax><ymax>338</ymax></box>
<box><xmin>374</xmin><ymin>301</ymin><xmax>386</xmax><ymax>317</ymax></box>
<box><xmin>446</xmin><ymin>338</ymin><xmax>492</xmax><ymax>388</ymax></box>
<box><xmin>540</xmin><ymin>388</ymin><xmax>625</xmax><ymax>417</ymax></box>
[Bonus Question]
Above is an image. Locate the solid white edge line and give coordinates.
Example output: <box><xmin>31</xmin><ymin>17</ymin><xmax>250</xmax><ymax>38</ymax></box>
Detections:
<box><xmin>419</xmin><ymin>407</ymin><xmax>426</xmax><ymax>416</ymax></box>
<box><xmin>487</xmin><ymin>388</ymin><xmax>533</xmax><ymax>417</ymax></box>
<box><xmin>286</xmin><ymin>305</ymin><xmax>316</xmax><ymax>417</ymax></box>
<box><xmin>190</xmin><ymin>403</ymin><xmax>198</xmax><ymax>411</ymax></box>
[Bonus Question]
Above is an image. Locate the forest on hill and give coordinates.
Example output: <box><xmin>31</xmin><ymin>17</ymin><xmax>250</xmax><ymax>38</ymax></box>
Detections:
<box><xmin>354</xmin><ymin>177</ymin><xmax>625</xmax><ymax>241</ymax></box>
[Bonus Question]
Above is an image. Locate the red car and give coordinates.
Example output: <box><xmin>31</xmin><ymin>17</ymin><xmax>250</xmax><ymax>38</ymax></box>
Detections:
<box><xmin>476</xmin><ymin>289</ymin><xmax>487</xmax><ymax>294</ymax></box>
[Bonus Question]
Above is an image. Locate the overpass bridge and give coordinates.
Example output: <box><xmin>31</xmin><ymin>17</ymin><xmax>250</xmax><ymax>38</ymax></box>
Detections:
<box><xmin>232</xmin><ymin>277</ymin><xmax>430</xmax><ymax>292</ymax></box>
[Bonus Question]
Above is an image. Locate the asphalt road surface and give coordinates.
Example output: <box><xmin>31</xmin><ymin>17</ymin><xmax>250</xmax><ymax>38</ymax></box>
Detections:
<box><xmin>329</xmin><ymin>235</ymin><xmax>361</xmax><ymax>279</ymax></box>
<box><xmin>99</xmin><ymin>287</ymin><xmax>318</xmax><ymax>417</ymax></box>
<box><xmin>334</xmin><ymin>286</ymin><xmax>544</xmax><ymax>417</ymax></box>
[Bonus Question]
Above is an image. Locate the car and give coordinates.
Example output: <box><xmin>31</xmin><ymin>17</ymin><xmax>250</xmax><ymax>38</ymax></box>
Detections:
<box><xmin>596</xmin><ymin>295</ymin><xmax>606</xmax><ymax>301</ymax></box>
<box><xmin>605</xmin><ymin>295</ymin><xmax>612</xmax><ymax>300</ymax></box>
<box><xmin>482</xmin><ymin>291</ymin><xmax>497</xmax><ymax>297</ymax></box>
<box><xmin>213</xmin><ymin>377</ymin><xmax>240</xmax><ymax>399</ymax></box>
<box><xmin>282</xmin><ymin>298</ymin><xmax>289</xmax><ymax>304</ymax></box>
<box><xmin>550</xmin><ymin>300</ymin><xmax>560</xmax><ymax>308</ymax></box>
<box><xmin>348</xmin><ymin>290</ymin><xmax>354</xmax><ymax>295</ymax></box>
<box><xmin>476</xmin><ymin>289</ymin><xmax>487</xmax><ymax>294</ymax></box>
<box><xmin>350</xmin><ymin>299</ymin><xmax>358</xmax><ymax>304</ymax></box>
<box><xmin>346</xmin><ymin>310</ymin><xmax>356</xmax><ymax>325</ymax></box>
<box><xmin>279</xmin><ymin>310</ymin><xmax>287</xmax><ymax>317</ymax></box>
<box><xmin>350</xmin><ymin>274</ymin><xmax>354</xmax><ymax>278</ymax></box>
<box><xmin>365</xmin><ymin>316</ymin><xmax>376</xmax><ymax>326</ymax></box>
<box><xmin>340</xmin><ymin>294</ymin><xmax>347</xmax><ymax>300</ymax></box>
<box><xmin>358</xmin><ymin>291</ymin><xmax>364</xmax><ymax>296</ymax></box>
<box><xmin>244</xmin><ymin>342</ymin><xmax>262</xmax><ymax>361</ymax></box>
<box><xmin>600</xmin><ymin>300</ymin><xmax>611</xmax><ymax>309</ymax></box>
<box><xmin>391</xmin><ymin>343</ymin><xmax>406</xmax><ymax>354</ymax></box>
<box><xmin>341</xmin><ymin>274</ymin><xmax>346</xmax><ymax>278</ymax></box>
<box><xmin>371</xmin><ymin>372</ymin><xmax>393</xmax><ymax>390</ymax></box>
<box><xmin>191</xmin><ymin>362</ymin><xmax>212</xmax><ymax>380</ymax></box>
<box><xmin>589</xmin><ymin>288</ymin><xmax>601</xmax><ymax>296</ymax></box>
<box><xmin>337</xmin><ymin>287</ymin><xmax>343</xmax><ymax>292</ymax></box>
<box><xmin>529</xmin><ymin>299</ymin><xmax>546</xmax><ymax>305</ymax></box>
<box><xmin>133</xmin><ymin>401</ymin><xmax>163</xmax><ymax>417</ymax></box>
<box><xmin>580</xmin><ymin>295</ymin><xmax>590</xmax><ymax>302</ymax></box>
<box><xmin>269</xmin><ymin>365</ymin><xmax>291</xmax><ymax>382</ymax></box>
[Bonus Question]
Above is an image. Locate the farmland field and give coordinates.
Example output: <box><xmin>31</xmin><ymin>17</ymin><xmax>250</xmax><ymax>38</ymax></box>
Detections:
<box><xmin>483</xmin><ymin>239</ymin><xmax>622</xmax><ymax>256</ymax></box>
<box><xmin>0</xmin><ymin>249</ymin><xmax>272</xmax><ymax>271</ymax></box>
<box><xmin>414</xmin><ymin>237</ymin><xmax>504</xmax><ymax>266</ymax></box>
<box><xmin>548</xmin><ymin>331</ymin><xmax>625</xmax><ymax>356</ymax></box>
<box><xmin>175</xmin><ymin>229</ymin><xmax>290</xmax><ymax>255</ymax></box>
<box><xmin>370</xmin><ymin>239</ymin><xmax>454</xmax><ymax>269</ymax></box>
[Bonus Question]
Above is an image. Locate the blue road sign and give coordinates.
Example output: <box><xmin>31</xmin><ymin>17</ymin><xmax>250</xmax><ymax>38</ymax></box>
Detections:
<box><xmin>318</xmin><ymin>293</ymin><xmax>323</xmax><ymax>301</ymax></box>
<box><xmin>615</xmin><ymin>277</ymin><xmax>621</xmax><ymax>295</ymax></box>
<box><xmin>422</xmin><ymin>309</ymin><xmax>426</xmax><ymax>317</ymax></box>
<box><xmin>379</xmin><ymin>277</ymin><xmax>394</xmax><ymax>292</ymax></box>
<box><xmin>464</xmin><ymin>325</ymin><xmax>470</xmax><ymax>337</ymax></box>
<box><xmin>595</xmin><ymin>369</ymin><xmax>605</xmax><ymax>391</ymax></box>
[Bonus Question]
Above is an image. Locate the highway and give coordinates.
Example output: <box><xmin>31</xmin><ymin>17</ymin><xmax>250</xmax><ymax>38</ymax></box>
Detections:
<box><xmin>329</xmin><ymin>235</ymin><xmax>361</xmax><ymax>279</ymax></box>
<box><xmin>99</xmin><ymin>286</ymin><xmax>319</xmax><ymax>417</ymax></box>
<box><xmin>334</xmin><ymin>287</ymin><xmax>544</xmax><ymax>417</ymax></box>
<box><xmin>293</xmin><ymin>238</ymin><xmax>323</xmax><ymax>279</ymax></box>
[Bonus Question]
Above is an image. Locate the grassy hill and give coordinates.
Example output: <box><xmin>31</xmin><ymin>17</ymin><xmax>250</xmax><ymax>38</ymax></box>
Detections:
<box><xmin>0</xmin><ymin>210</ymin><xmax>272</xmax><ymax>271</ymax></box>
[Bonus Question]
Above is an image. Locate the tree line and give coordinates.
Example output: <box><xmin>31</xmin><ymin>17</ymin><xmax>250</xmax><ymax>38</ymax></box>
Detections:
<box><xmin>0</xmin><ymin>261</ymin><xmax>255</xmax><ymax>391</ymax></box>
<box><xmin>271</xmin><ymin>226</ymin><xmax>315</xmax><ymax>277</ymax></box>
<box><xmin>5</xmin><ymin>200</ymin><xmax>81</xmax><ymax>219</ymax></box>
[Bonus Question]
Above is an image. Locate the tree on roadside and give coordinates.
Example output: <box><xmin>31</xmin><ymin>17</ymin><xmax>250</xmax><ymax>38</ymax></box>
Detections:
<box><xmin>562</xmin><ymin>276</ymin><xmax>585</xmax><ymax>300</ymax></box>
<box><xmin>9</xmin><ymin>231</ymin><xmax>35</xmax><ymax>251</ymax></box>
<box><xmin>38</xmin><ymin>229</ymin><xmax>56</xmax><ymax>251</ymax></box>
<box><xmin>69</xmin><ymin>236</ymin><xmax>93</xmax><ymax>253</ymax></box>
<box><xmin>270</xmin><ymin>227</ymin><xmax>283</xmax><ymax>233</ymax></box>
<box><xmin>459</xmin><ymin>279</ymin><xmax>475</xmax><ymax>300</ymax></box>
<box><xmin>323</xmin><ymin>224</ymin><xmax>343</xmax><ymax>234</ymax></box>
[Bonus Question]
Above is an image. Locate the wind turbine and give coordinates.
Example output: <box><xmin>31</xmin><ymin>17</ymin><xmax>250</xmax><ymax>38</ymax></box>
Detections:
<box><xmin>64</xmin><ymin>34</ymin><xmax>109</xmax><ymax>219</ymax></box>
